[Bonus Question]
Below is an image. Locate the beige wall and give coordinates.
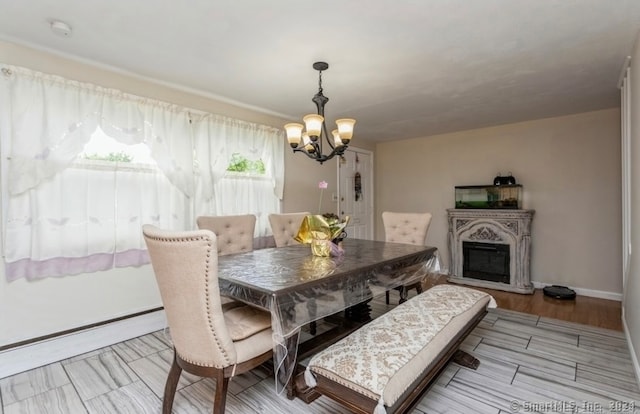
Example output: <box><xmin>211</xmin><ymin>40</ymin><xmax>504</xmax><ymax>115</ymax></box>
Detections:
<box><xmin>0</xmin><ymin>38</ymin><xmax>625</xmax><ymax>353</ymax></box>
<box><xmin>624</xmin><ymin>31</ymin><xmax>640</xmax><ymax>375</ymax></box>
<box><xmin>375</xmin><ymin>109</ymin><xmax>622</xmax><ymax>295</ymax></box>
<box><xmin>0</xmin><ymin>41</ymin><xmax>339</xmax><ymax>346</ymax></box>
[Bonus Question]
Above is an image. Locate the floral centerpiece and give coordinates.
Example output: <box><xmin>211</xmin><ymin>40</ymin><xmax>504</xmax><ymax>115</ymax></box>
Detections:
<box><xmin>294</xmin><ymin>181</ymin><xmax>350</xmax><ymax>257</ymax></box>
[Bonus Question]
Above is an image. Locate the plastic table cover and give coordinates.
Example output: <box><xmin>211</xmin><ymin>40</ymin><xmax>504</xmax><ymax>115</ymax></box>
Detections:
<box><xmin>217</xmin><ymin>238</ymin><xmax>442</xmax><ymax>394</ymax></box>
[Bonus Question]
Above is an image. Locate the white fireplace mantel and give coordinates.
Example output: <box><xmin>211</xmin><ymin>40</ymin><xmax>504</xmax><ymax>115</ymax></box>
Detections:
<box><xmin>447</xmin><ymin>209</ymin><xmax>535</xmax><ymax>294</ymax></box>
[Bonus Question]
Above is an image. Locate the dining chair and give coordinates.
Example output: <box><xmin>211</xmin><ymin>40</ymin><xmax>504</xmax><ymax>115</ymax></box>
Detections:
<box><xmin>268</xmin><ymin>212</ymin><xmax>310</xmax><ymax>247</ymax></box>
<box><xmin>196</xmin><ymin>214</ymin><xmax>256</xmax><ymax>308</ymax></box>
<box><xmin>196</xmin><ymin>214</ymin><xmax>256</xmax><ymax>255</ymax></box>
<box><xmin>382</xmin><ymin>211</ymin><xmax>433</xmax><ymax>304</ymax></box>
<box><xmin>142</xmin><ymin>225</ymin><xmax>273</xmax><ymax>414</ymax></box>
<box><xmin>268</xmin><ymin>211</ymin><xmax>324</xmax><ymax>334</ymax></box>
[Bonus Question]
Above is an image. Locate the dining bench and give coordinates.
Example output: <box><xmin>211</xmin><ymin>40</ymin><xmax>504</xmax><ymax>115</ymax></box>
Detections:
<box><xmin>303</xmin><ymin>284</ymin><xmax>496</xmax><ymax>414</ymax></box>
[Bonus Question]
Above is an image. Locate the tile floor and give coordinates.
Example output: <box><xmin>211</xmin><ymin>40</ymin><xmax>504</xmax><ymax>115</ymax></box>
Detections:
<box><xmin>1</xmin><ymin>296</ymin><xmax>638</xmax><ymax>414</ymax></box>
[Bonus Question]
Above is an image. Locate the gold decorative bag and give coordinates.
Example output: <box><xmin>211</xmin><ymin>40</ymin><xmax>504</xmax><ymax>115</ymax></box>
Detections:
<box><xmin>294</xmin><ymin>214</ymin><xmax>349</xmax><ymax>257</ymax></box>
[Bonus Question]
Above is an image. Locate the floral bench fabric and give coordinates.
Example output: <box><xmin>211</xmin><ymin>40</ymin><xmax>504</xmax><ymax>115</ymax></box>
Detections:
<box><xmin>305</xmin><ymin>284</ymin><xmax>496</xmax><ymax>413</ymax></box>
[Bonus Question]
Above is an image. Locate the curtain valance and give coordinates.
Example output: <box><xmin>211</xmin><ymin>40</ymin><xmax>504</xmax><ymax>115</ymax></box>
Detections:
<box><xmin>2</xmin><ymin>65</ymin><xmax>195</xmax><ymax>197</ymax></box>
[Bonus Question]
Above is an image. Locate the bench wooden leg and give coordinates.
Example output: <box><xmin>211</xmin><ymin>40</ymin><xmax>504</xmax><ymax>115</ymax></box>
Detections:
<box><xmin>294</xmin><ymin>370</ymin><xmax>322</xmax><ymax>403</ymax></box>
<box><xmin>452</xmin><ymin>350</ymin><xmax>480</xmax><ymax>370</ymax></box>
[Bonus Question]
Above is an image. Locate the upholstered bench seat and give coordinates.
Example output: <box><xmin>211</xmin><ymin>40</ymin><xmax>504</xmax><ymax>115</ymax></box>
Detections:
<box><xmin>304</xmin><ymin>284</ymin><xmax>496</xmax><ymax>414</ymax></box>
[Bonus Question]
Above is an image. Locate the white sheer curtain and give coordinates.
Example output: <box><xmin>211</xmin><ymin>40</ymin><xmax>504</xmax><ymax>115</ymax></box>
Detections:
<box><xmin>193</xmin><ymin>115</ymin><xmax>284</xmax><ymax>199</ymax></box>
<box><xmin>193</xmin><ymin>115</ymin><xmax>284</xmax><ymax>242</ymax></box>
<box><xmin>1</xmin><ymin>64</ymin><xmax>284</xmax><ymax>281</ymax></box>
<box><xmin>0</xmin><ymin>65</ymin><xmax>193</xmax><ymax>281</ymax></box>
<box><xmin>3</xmin><ymin>164</ymin><xmax>190</xmax><ymax>281</ymax></box>
<box><xmin>3</xmin><ymin>65</ymin><xmax>194</xmax><ymax>198</ymax></box>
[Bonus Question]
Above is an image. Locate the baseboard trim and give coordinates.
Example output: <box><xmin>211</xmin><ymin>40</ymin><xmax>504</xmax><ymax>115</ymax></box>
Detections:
<box><xmin>531</xmin><ymin>281</ymin><xmax>622</xmax><ymax>302</ymax></box>
<box><xmin>622</xmin><ymin>309</ymin><xmax>640</xmax><ymax>390</ymax></box>
<box><xmin>0</xmin><ymin>309</ymin><xmax>166</xmax><ymax>379</ymax></box>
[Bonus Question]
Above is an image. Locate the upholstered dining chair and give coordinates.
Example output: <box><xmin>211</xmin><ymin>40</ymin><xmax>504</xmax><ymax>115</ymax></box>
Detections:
<box><xmin>382</xmin><ymin>211</ymin><xmax>433</xmax><ymax>304</ymax></box>
<box><xmin>196</xmin><ymin>214</ymin><xmax>256</xmax><ymax>255</ymax></box>
<box><xmin>268</xmin><ymin>212</ymin><xmax>310</xmax><ymax>247</ymax></box>
<box><xmin>142</xmin><ymin>225</ymin><xmax>273</xmax><ymax>414</ymax></box>
<box><xmin>268</xmin><ymin>212</ymin><xmax>324</xmax><ymax>333</ymax></box>
<box><xmin>197</xmin><ymin>214</ymin><xmax>256</xmax><ymax>308</ymax></box>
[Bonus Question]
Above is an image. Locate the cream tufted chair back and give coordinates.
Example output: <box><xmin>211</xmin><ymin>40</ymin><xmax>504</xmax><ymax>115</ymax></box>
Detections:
<box><xmin>268</xmin><ymin>212</ymin><xmax>310</xmax><ymax>247</ymax></box>
<box><xmin>142</xmin><ymin>224</ymin><xmax>273</xmax><ymax>414</ymax></box>
<box><xmin>382</xmin><ymin>212</ymin><xmax>432</xmax><ymax>246</ymax></box>
<box><xmin>382</xmin><ymin>212</ymin><xmax>433</xmax><ymax>304</ymax></box>
<box><xmin>196</xmin><ymin>214</ymin><xmax>256</xmax><ymax>256</ymax></box>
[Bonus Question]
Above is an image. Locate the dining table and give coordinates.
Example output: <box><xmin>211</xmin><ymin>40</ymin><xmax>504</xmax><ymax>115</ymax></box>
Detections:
<box><xmin>216</xmin><ymin>238</ymin><xmax>440</xmax><ymax>399</ymax></box>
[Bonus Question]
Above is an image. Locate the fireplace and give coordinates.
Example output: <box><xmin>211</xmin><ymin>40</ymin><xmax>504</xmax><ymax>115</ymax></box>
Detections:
<box><xmin>463</xmin><ymin>241</ymin><xmax>510</xmax><ymax>283</ymax></box>
<box><xmin>447</xmin><ymin>209</ymin><xmax>534</xmax><ymax>294</ymax></box>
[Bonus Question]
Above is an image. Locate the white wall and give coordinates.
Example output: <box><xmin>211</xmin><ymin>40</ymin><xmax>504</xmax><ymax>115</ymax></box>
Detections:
<box><xmin>624</xmin><ymin>30</ymin><xmax>640</xmax><ymax>377</ymax></box>
<box><xmin>375</xmin><ymin>109</ymin><xmax>622</xmax><ymax>296</ymax></box>
<box><xmin>0</xmin><ymin>40</ymin><xmax>339</xmax><ymax>349</ymax></box>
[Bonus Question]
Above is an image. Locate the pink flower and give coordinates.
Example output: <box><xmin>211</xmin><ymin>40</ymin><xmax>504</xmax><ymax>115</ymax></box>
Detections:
<box><xmin>318</xmin><ymin>181</ymin><xmax>328</xmax><ymax>213</ymax></box>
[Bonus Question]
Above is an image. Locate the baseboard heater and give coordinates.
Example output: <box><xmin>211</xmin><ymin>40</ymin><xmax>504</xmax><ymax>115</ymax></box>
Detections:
<box><xmin>0</xmin><ymin>307</ymin><xmax>166</xmax><ymax>379</ymax></box>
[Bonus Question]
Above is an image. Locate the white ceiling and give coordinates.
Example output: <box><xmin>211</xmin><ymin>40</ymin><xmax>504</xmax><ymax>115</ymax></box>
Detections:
<box><xmin>0</xmin><ymin>0</ymin><xmax>639</xmax><ymax>142</ymax></box>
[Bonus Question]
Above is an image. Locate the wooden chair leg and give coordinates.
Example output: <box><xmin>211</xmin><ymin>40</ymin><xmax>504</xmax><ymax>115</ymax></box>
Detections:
<box><xmin>163</xmin><ymin>351</ymin><xmax>182</xmax><ymax>414</ymax></box>
<box><xmin>399</xmin><ymin>286</ymin><xmax>409</xmax><ymax>304</ymax></box>
<box><xmin>213</xmin><ymin>371</ymin><xmax>230</xmax><ymax>414</ymax></box>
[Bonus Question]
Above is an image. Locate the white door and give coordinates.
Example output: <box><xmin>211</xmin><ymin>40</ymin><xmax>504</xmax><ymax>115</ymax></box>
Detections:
<box><xmin>338</xmin><ymin>148</ymin><xmax>373</xmax><ymax>240</ymax></box>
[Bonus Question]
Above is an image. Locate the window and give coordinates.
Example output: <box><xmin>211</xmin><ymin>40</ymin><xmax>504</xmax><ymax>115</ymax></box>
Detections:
<box><xmin>78</xmin><ymin>128</ymin><xmax>157</xmax><ymax>166</ymax></box>
<box><xmin>226</xmin><ymin>153</ymin><xmax>266</xmax><ymax>175</ymax></box>
<box><xmin>0</xmin><ymin>64</ymin><xmax>284</xmax><ymax>281</ymax></box>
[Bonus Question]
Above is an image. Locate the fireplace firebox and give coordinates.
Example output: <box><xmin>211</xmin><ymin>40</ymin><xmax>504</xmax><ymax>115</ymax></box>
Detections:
<box><xmin>463</xmin><ymin>241</ymin><xmax>510</xmax><ymax>283</ymax></box>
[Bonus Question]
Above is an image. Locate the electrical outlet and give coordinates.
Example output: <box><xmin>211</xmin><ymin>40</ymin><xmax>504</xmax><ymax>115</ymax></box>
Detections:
<box><xmin>332</xmin><ymin>193</ymin><xmax>338</xmax><ymax>202</ymax></box>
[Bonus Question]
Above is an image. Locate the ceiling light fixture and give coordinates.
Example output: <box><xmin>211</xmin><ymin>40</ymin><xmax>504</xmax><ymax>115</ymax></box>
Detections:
<box><xmin>284</xmin><ymin>62</ymin><xmax>355</xmax><ymax>164</ymax></box>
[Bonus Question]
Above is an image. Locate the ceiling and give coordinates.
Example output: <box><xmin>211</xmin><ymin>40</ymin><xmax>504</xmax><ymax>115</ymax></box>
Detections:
<box><xmin>0</xmin><ymin>0</ymin><xmax>639</xmax><ymax>143</ymax></box>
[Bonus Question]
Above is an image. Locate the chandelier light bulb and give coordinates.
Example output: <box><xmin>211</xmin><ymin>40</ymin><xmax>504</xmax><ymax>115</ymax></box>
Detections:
<box><xmin>332</xmin><ymin>129</ymin><xmax>343</xmax><ymax>147</ymax></box>
<box><xmin>336</xmin><ymin>119</ymin><xmax>356</xmax><ymax>142</ymax></box>
<box><xmin>303</xmin><ymin>114</ymin><xmax>324</xmax><ymax>139</ymax></box>
<box><xmin>284</xmin><ymin>123</ymin><xmax>303</xmax><ymax>148</ymax></box>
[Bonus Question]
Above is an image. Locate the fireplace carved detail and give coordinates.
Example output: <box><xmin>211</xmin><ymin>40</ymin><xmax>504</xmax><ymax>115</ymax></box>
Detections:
<box><xmin>468</xmin><ymin>226</ymin><xmax>503</xmax><ymax>241</ymax></box>
<box><xmin>447</xmin><ymin>209</ymin><xmax>535</xmax><ymax>294</ymax></box>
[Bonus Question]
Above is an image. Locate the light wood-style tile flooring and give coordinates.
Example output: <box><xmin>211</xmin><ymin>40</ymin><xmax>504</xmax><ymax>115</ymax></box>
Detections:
<box><xmin>0</xmin><ymin>286</ymin><xmax>631</xmax><ymax>413</ymax></box>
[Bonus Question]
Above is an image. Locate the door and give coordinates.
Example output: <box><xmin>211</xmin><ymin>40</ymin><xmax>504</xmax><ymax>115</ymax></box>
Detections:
<box><xmin>338</xmin><ymin>148</ymin><xmax>373</xmax><ymax>240</ymax></box>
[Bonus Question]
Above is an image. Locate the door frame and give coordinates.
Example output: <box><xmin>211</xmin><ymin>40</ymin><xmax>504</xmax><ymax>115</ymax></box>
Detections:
<box><xmin>337</xmin><ymin>146</ymin><xmax>374</xmax><ymax>239</ymax></box>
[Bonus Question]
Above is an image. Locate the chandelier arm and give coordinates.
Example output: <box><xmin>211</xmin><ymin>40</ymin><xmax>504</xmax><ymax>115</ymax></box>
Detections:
<box><xmin>322</xmin><ymin>120</ymin><xmax>336</xmax><ymax>151</ymax></box>
<box><xmin>293</xmin><ymin>146</ymin><xmax>327</xmax><ymax>162</ymax></box>
<box><xmin>293</xmin><ymin>143</ymin><xmax>346</xmax><ymax>164</ymax></box>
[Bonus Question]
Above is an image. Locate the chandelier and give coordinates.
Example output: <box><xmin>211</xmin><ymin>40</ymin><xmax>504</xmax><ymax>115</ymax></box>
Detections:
<box><xmin>284</xmin><ymin>62</ymin><xmax>356</xmax><ymax>164</ymax></box>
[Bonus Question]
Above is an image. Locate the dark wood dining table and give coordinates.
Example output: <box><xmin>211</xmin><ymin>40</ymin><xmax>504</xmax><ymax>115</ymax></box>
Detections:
<box><xmin>216</xmin><ymin>238</ymin><xmax>439</xmax><ymax>398</ymax></box>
